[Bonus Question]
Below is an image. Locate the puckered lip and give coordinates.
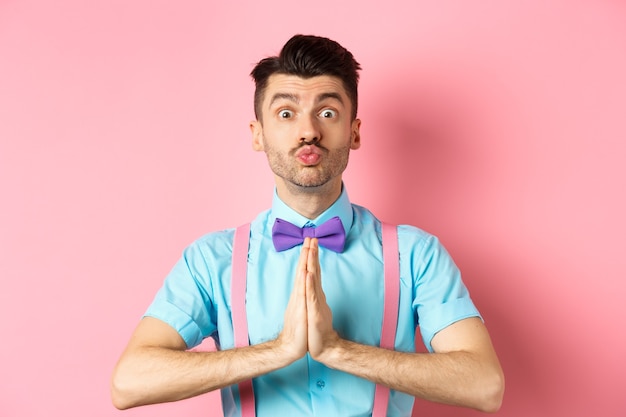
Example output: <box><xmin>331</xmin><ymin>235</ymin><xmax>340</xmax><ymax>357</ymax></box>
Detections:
<box><xmin>295</xmin><ymin>145</ymin><xmax>323</xmax><ymax>157</ymax></box>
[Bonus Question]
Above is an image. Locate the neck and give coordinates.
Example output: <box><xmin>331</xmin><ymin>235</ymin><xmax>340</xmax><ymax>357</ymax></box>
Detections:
<box><xmin>275</xmin><ymin>178</ymin><xmax>342</xmax><ymax>219</ymax></box>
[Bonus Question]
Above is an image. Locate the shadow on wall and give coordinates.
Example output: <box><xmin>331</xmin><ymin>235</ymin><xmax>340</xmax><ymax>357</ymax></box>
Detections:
<box><xmin>359</xmin><ymin>71</ymin><xmax>547</xmax><ymax>416</ymax></box>
<box><xmin>359</xmin><ymin>71</ymin><xmax>485</xmax><ymax>228</ymax></box>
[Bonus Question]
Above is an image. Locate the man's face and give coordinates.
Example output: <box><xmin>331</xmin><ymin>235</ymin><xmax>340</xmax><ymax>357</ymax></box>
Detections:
<box><xmin>250</xmin><ymin>74</ymin><xmax>361</xmax><ymax>192</ymax></box>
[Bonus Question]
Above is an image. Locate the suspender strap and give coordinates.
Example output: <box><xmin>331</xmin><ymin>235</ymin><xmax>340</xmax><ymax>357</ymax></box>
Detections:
<box><xmin>231</xmin><ymin>222</ymin><xmax>399</xmax><ymax>417</ymax></box>
<box><xmin>231</xmin><ymin>223</ymin><xmax>255</xmax><ymax>417</ymax></box>
<box><xmin>372</xmin><ymin>222</ymin><xmax>400</xmax><ymax>417</ymax></box>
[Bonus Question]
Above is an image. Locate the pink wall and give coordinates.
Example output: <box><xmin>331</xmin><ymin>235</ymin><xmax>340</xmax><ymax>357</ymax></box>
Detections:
<box><xmin>1</xmin><ymin>1</ymin><xmax>624</xmax><ymax>416</ymax></box>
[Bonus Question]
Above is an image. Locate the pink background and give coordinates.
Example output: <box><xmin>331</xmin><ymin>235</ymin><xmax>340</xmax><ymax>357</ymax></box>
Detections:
<box><xmin>1</xmin><ymin>1</ymin><xmax>625</xmax><ymax>416</ymax></box>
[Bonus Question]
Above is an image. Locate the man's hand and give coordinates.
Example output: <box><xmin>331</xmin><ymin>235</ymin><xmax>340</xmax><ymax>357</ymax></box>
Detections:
<box><xmin>285</xmin><ymin>241</ymin><xmax>505</xmax><ymax>412</ymax></box>
<box><xmin>276</xmin><ymin>237</ymin><xmax>310</xmax><ymax>362</ymax></box>
<box><xmin>278</xmin><ymin>238</ymin><xmax>340</xmax><ymax>362</ymax></box>
<box><xmin>304</xmin><ymin>238</ymin><xmax>340</xmax><ymax>360</ymax></box>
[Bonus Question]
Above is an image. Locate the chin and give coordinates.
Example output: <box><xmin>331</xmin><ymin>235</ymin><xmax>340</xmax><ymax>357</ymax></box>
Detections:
<box><xmin>289</xmin><ymin>179</ymin><xmax>332</xmax><ymax>192</ymax></box>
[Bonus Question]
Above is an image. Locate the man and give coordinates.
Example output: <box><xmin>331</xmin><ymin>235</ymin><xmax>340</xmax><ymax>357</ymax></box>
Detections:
<box><xmin>111</xmin><ymin>34</ymin><xmax>504</xmax><ymax>416</ymax></box>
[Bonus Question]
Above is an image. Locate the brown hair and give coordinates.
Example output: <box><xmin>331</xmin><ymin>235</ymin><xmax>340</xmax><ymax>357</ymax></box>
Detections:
<box><xmin>250</xmin><ymin>34</ymin><xmax>361</xmax><ymax>121</ymax></box>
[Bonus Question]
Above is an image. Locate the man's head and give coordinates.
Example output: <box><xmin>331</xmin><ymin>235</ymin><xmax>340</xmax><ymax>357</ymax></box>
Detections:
<box><xmin>251</xmin><ymin>34</ymin><xmax>361</xmax><ymax>122</ymax></box>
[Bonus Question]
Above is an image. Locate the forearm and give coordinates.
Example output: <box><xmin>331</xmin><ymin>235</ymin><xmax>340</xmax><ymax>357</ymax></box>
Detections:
<box><xmin>304</xmin><ymin>241</ymin><xmax>503</xmax><ymax>412</ymax></box>
<box><xmin>318</xmin><ymin>338</ymin><xmax>504</xmax><ymax>412</ymax></box>
<box><xmin>112</xmin><ymin>247</ymin><xmax>310</xmax><ymax>410</ymax></box>
<box><xmin>111</xmin><ymin>339</ymin><xmax>292</xmax><ymax>410</ymax></box>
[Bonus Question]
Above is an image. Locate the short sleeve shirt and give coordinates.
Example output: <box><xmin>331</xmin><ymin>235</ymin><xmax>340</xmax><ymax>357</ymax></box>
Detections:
<box><xmin>144</xmin><ymin>188</ymin><xmax>480</xmax><ymax>417</ymax></box>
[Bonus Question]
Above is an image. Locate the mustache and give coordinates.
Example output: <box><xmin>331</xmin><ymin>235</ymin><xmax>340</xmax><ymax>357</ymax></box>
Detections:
<box><xmin>297</xmin><ymin>139</ymin><xmax>326</xmax><ymax>150</ymax></box>
<box><xmin>300</xmin><ymin>137</ymin><xmax>319</xmax><ymax>146</ymax></box>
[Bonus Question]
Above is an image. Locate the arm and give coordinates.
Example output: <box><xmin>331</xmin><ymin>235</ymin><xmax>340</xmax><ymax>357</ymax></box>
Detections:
<box><xmin>314</xmin><ymin>318</ymin><xmax>504</xmax><ymax>412</ymax></box>
<box><xmin>304</xmin><ymin>239</ymin><xmax>505</xmax><ymax>413</ymax></box>
<box><xmin>111</xmin><ymin>242</ymin><xmax>311</xmax><ymax>410</ymax></box>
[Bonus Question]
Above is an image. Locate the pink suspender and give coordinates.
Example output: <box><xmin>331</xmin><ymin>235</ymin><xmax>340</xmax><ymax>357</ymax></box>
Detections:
<box><xmin>231</xmin><ymin>222</ymin><xmax>400</xmax><ymax>417</ymax></box>
<box><xmin>232</xmin><ymin>223</ymin><xmax>256</xmax><ymax>416</ymax></box>
<box><xmin>373</xmin><ymin>222</ymin><xmax>401</xmax><ymax>416</ymax></box>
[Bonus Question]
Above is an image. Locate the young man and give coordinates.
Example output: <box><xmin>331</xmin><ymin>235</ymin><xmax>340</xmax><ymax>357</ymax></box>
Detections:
<box><xmin>111</xmin><ymin>35</ymin><xmax>504</xmax><ymax>416</ymax></box>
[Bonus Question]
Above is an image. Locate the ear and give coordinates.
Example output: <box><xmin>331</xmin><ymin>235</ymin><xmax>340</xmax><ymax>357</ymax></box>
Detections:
<box><xmin>350</xmin><ymin>118</ymin><xmax>361</xmax><ymax>150</ymax></box>
<box><xmin>250</xmin><ymin>120</ymin><xmax>264</xmax><ymax>151</ymax></box>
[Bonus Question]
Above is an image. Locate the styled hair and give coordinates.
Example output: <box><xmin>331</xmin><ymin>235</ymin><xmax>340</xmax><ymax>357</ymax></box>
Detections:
<box><xmin>250</xmin><ymin>34</ymin><xmax>361</xmax><ymax>121</ymax></box>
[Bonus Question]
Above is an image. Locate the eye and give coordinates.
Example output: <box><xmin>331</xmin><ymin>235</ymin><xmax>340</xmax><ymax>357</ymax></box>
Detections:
<box><xmin>278</xmin><ymin>109</ymin><xmax>294</xmax><ymax>119</ymax></box>
<box><xmin>319</xmin><ymin>109</ymin><xmax>337</xmax><ymax>118</ymax></box>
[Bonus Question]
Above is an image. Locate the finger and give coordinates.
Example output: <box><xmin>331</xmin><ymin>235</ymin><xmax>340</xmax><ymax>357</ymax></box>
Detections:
<box><xmin>284</xmin><ymin>238</ymin><xmax>308</xmax><ymax>312</ymax></box>
<box><xmin>297</xmin><ymin>237</ymin><xmax>311</xmax><ymax>276</ymax></box>
<box><xmin>286</xmin><ymin>251</ymin><xmax>308</xmax><ymax>327</ymax></box>
<box><xmin>305</xmin><ymin>270</ymin><xmax>315</xmax><ymax>307</ymax></box>
<box><xmin>307</xmin><ymin>239</ymin><xmax>323</xmax><ymax>293</ymax></box>
<box><xmin>292</xmin><ymin>238</ymin><xmax>311</xmax><ymax>302</ymax></box>
<box><xmin>307</xmin><ymin>238</ymin><xmax>318</xmax><ymax>274</ymax></box>
<box><xmin>292</xmin><ymin>269</ymin><xmax>306</xmax><ymax>301</ymax></box>
<box><xmin>307</xmin><ymin>240</ymin><xmax>327</xmax><ymax>301</ymax></box>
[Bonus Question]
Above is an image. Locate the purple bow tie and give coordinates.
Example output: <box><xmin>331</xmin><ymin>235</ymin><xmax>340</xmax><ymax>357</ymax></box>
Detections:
<box><xmin>272</xmin><ymin>216</ymin><xmax>346</xmax><ymax>253</ymax></box>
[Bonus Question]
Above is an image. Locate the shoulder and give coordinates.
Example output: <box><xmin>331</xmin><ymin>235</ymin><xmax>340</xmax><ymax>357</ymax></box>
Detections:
<box><xmin>397</xmin><ymin>224</ymin><xmax>438</xmax><ymax>249</ymax></box>
<box><xmin>396</xmin><ymin>224</ymin><xmax>452</xmax><ymax>264</ymax></box>
<box><xmin>182</xmin><ymin>208</ymin><xmax>271</xmax><ymax>261</ymax></box>
<box><xmin>192</xmin><ymin>228</ymin><xmax>236</xmax><ymax>247</ymax></box>
<box><xmin>175</xmin><ymin>229</ymin><xmax>236</xmax><ymax>274</ymax></box>
<box><xmin>352</xmin><ymin>203</ymin><xmax>438</xmax><ymax>246</ymax></box>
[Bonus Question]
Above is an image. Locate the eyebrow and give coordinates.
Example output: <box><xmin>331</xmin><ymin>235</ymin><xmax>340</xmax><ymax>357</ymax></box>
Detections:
<box><xmin>269</xmin><ymin>93</ymin><xmax>299</xmax><ymax>107</ymax></box>
<box><xmin>316</xmin><ymin>92</ymin><xmax>344</xmax><ymax>105</ymax></box>
<box><xmin>268</xmin><ymin>91</ymin><xmax>345</xmax><ymax>107</ymax></box>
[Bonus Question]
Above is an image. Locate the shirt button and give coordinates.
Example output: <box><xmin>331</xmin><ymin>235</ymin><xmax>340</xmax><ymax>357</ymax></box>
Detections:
<box><xmin>316</xmin><ymin>379</ymin><xmax>326</xmax><ymax>389</ymax></box>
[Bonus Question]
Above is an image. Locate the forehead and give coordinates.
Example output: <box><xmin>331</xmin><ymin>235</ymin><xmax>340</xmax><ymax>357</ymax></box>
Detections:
<box><xmin>263</xmin><ymin>74</ymin><xmax>349</xmax><ymax>105</ymax></box>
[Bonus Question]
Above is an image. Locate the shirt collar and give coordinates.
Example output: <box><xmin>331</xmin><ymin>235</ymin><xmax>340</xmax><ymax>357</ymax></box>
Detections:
<box><xmin>270</xmin><ymin>186</ymin><xmax>354</xmax><ymax>235</ymax></box>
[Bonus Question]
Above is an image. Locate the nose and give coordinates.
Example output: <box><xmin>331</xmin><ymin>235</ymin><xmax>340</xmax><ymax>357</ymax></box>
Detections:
<box><xmin>298</xmin><ymin>114</ymin><xmax>320</xmax><ymax>145</ymax></box>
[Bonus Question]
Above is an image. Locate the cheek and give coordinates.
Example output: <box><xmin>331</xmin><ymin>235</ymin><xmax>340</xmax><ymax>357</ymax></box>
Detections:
<box><xmin>263</xmin><ymin>122</ymin><xmax>290</xmax><ymax>139</ymax></box>
<box><xmin>266</xmin><ymin>124</ymin><xmax>300</xmax><ymax>147</ymax></box>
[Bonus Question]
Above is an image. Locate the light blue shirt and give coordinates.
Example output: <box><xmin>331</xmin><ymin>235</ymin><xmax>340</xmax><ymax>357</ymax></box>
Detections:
<box><xmin>145</xmin><ymin>187</ymin><xmax>480</xmax><ymax>417</ymax></box>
